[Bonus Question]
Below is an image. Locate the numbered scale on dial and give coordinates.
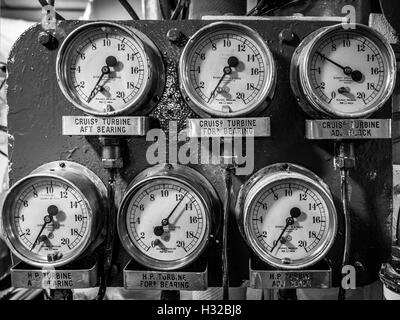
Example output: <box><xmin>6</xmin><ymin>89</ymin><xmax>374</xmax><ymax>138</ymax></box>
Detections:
<box><xmin>291</xmin><ymin>23</ymin><xmax>396</xmax><ymax>118</ymax></box>
<box><xmin>179</xmin><ymin>22</ymin><xmax>276</xmax><ymax>117</ymax></box>
<box><xmin>56</xmin><ymin>22</ymin><xmax>165</xmax><ymax>116</ymax></box>
<box><xmin>117</xmin><ymin>164</ymin><xmax>220</xmax><ymax>270</ymax></box>
<box><xmin>1</xmin><ymin>161</ymin><xmax>107</xmax><ymax>267</ymax></box>
<box><xmin>235</xmin><ymin>163</ymin><xmax>337</xmax><ymax>269</ymax></box>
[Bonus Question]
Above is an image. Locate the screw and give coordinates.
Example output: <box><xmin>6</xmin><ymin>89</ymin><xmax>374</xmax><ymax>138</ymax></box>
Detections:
<box><xmin>38</xmin><ymin>31</ymin><xmax>51</xmax><ymax>46</ymax></box>
<box><xmin>59</xmin><ymin>162</ymin><xmax>66</xmax><ymax>168</ymax></box>
<box><xmin>279</xmin><ymin>29</ymin><xmax>295</xmax><ymax>43</ymax></box>
<box><xmin>167</xmin><ymin>28</ymin><xmax>182</xmax><ymax>43</ymax></box>
<box><xmin>354</xmin><ymin>261</ymin><xmax>365</xmax><ymax>273</ymax></box>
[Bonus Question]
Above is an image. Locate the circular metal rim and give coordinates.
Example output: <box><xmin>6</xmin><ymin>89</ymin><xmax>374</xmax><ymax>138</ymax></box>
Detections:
<box><xmin>179</xmin><ymin>21</ymin><xmax>276</xmax><ymax>118</ymax></box>
<box><xmin>117</xmin><ymin>175</ymin><xmax>212</xmax><ymax>271</ymax></box>
<box><xmin>56</xmin><ymin>21</ymin><xmax>157</xmax><ymax>116</ymax></box>
<box><xmin>299</xmin><ymin>23</ymin><xmax>396</xmax><ymax>119</ymax></box>
<box><xmin>242</xmin><ymin>171</ymin><xmax>338</xmax><ymax>270</ymax></box>
<box><xmin>1</xmin><ymin>174</ymin><xmax>94</xmax><ymax>268</ymax></box>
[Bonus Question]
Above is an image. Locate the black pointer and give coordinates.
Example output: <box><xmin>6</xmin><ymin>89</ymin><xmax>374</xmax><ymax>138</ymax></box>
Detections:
<box><xmin>316</xmin><ymin>51</ymin><xmax>363</xmax><ymax>82</ymax></box>
<box><xmin>207</xmin><ymin>56</ymin><xmax>239</xmax><ymax>103</ymax></box>
<box><xmin>86</xmin><ymin>55</ymin><xmax>118</xmax><ymax>103</ymax></box>
<box><xmin>270</xmin><ymin>207</ymin><xmax>301</xmax><ymax>252</ymax></box>
<box><xmin>161</xmin><ymin>192</ymin><xmax>188</xmax><ymax>226</ymax></box>
<box><xmin>31</xmin><ymin>214</ymin><xmax>53</xmax><ymax>251</ymax></box>
<box><xmin>30</xmin><ymin>205</ymin><xmax>59</xmax><ymax>251</ymax></box>
<box><xmin>207</xmin><ymin>66</ymin><xmax>231</xmax><ymax>103</ymax></box>
<box><xmin>87</xmin><ymin>66</ymin><xmax>110</xmax><ymax>103</ymax></box>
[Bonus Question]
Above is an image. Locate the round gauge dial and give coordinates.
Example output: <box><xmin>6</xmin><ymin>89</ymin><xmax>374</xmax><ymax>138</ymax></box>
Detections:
<box><xmin>57</xmin><ymin>22</ymin><xmax>165</xmax><ymax>116</ymax></box>
<box><xmin>1</xmin><ymin>161</ymin><xmax>107</xmax><ymax>267</ymax></box>
<box><xmin>291</xmin><ymin>24</ymin><xmax>396</xmax><ymax>118</ymax></box>
<box><xmin>236</xmin><ymin>164</ymin><xmax>337</xmax><ymax>269</ymax></box>
<box><xmin>10</xmin><ymin>178</ymin><xmax>90</xmax><ymax>264</ymax></box>
<box><xmin>118</xmin><ymin>165</ymin><xmax>220</xmax><ymax>270</ymax></box>
<box><xmin>179</xmin><ymin>22</ymin><xmax>276</xmax><ymax>117</ymax></box>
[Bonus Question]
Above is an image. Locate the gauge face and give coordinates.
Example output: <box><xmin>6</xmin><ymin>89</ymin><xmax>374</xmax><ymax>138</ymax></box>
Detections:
<box><xmin>121</xmin><ymin>178</ymin><xmax>210</xmax><ymax>270</ymax></box>
<box><xmin>179</xmin><ymin>22</ymin><xmax>276</xmax><ymax>117</ymax></box>
<box><xmin>57</xmin><ymin>22</ymin><xmax>164</xmax><ymax>116</ymax></box>
<box><xmin>7</xmin><ymin>178</ymin><xmax>91</xmax><ymax>266</ymax></box>
<box><xmin>293</xmin><ymin>24</ymin><xmax>396</xmax><ymax>118</ymax></box>
<box><xmin>238</xmin><ymin>165</ymin><xmax>338</xmax><ymax>269</ymax></box>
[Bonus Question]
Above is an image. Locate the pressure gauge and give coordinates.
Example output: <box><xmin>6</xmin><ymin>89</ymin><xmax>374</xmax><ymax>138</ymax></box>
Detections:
<box><xmin>56</xmin><ymin>22</ymin><xmax>165</xmax><ymax>116</ymax></box>
<box><xmin>291</xmin><ymin>23</ymin><xmax>396</xmax><ymax>118</ymax></box>
<box><xmin>117</xmin><ymin>164</ymin><xmax>220</xmax><ymax>270</ymax></box>
<box><xmin>235</xmin><ymin>163</ymin><xmax>337</xmax><ymax>269</ymax></box>
<box><xmin>179</xmin><ymin>22</ymin><xmax>276</xmax><ymax>117</ymax></box>
<box><xmin>1</xmin><ymin>161</ymin><xmax>107</xmax><ymax>268</ymax></box>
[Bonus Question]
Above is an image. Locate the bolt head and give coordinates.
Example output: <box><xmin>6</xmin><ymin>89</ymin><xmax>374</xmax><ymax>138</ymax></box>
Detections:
<box><xmin>167</xmin><ymin>28</ymin><xmax>182</xmax><ymax>43</ymax></box>
<box><xmin>38</xmin><ymin>32</ymin><xmax>51</xmax><ymax>45</ymax></box>
<box><xmin>279</xmin><ymin>29</ymin><xmax>295</xmax><ymax>43</ymax></box>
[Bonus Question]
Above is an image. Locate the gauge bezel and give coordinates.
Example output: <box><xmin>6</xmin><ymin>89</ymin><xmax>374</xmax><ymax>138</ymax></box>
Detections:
<box><xmin>290</xmin><ymin>23</ymin><xmax>396</xmax><ymax>119</ymax></box>
<box><xmin>117</xmin><ymin>164</ymin><xmax>220</xmax><ymax>271</ymax></box>
<box><xmin>236</xmin><ymin>163</ymin><xmax>338</xmax><ymax>270</ymax></box>
<box><xmin>56</xmin><ymin>21</ymin><xmax>165</xmax><ymax>116</ymax></box>
<box><xmin>179</xmin><ymin>21</ymin><xmax>277</xmax><ymax>118</ymax></box>
<box><xmin>1</xmin><ymin>161</ymin><xmax>107</xmax><ymax>268</ymax></box>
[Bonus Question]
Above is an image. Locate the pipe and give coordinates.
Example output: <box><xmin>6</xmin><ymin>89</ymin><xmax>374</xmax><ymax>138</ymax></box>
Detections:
<box><xmin>336</xmin><ymin>142</ymin><xmax>355</xmax><ymax>300</ymax></box>
<box><xmin>118</xmin><ymin>0</ymin><xmax>140</xmax><ymax>20</ymax></box>
<box><xmin>96</xmin><ymin>169</ymin><xmax>116</xmax><ymax>300</ymax></box>
<box><xmin>222</xmin><ymin>164</ymin><xmax>233</xmax><ymax>300</ymax></box>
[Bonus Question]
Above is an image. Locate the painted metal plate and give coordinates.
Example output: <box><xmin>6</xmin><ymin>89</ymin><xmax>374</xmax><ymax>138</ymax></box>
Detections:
<box><xmin>187</xmin><ymin>117</ymin><xmax>270</xmax><ymax>138</ymax></box>
<box><xmin>305</xmin><ymin>119</ymin><xmax>391</xmax><ymax>140</ymax></box>
<box><xmin>62</xmin><ymin>116</ymin><xmax>149</xmax><ymax>136</ymax></box>
<box><xmin>123</xmin><ymin>260</ymin><xmax>208</xmax><ymax>291</ymax></box>
<box><xmin>10</xmin><ymin>262</ymin><xmax>98</xmax><ymax>289</ymax></box>
<box><xmin>250</xmin><ymin>259</ymin><xmax>331</xmax><ymax>289</ymax></box>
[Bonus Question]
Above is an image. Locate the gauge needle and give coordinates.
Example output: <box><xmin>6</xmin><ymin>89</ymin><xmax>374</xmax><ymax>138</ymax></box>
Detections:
<box><xmin>170</xmin><ymin>205</ymin><xmax>187</xmax><ymax>225</ymax></box>
<box><xmin>161</xmin><ymin>192</ymin><xmax>188</xmax><ymax>227</ymax></box>
<box><xmin>30</xmin><ymin>205</ymin><xmax>59</xmax><ymax>251</ymax></box>
<box><xmin>315</xmin><ymin>51</ymin><xmax>363</xmax><ymax>82</ymax></box>
<box><xmin>270</xmin><ymin>207</ymin><xmax>301</xmax><ymax>252</ymax></box>
<box><xmin>207</xmin><ymin>56</ymin><xmax>239</xmax><ymax>103</ymax></box>
<box><xmin>86</xmin><ymin>56</ymin><xmax>118</xmax><ymax>103</ymax></box>
<box><xmin>87</xmin><ymin>66</ymin><xmax>110</xmax><ymax>103</ymax></box>
<box><xmin>31</xmin><ymin>216</ymin><xmax>52</xmax><ymax>251</ymax></box>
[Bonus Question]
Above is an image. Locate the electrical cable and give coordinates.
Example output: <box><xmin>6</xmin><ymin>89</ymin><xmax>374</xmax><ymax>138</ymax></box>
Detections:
<box><xmin>246</xmin><ymin>0</ymin><xmax>266</xmax><ymax>16</ymax></box>
<box><xmin>159</xmin><ymin>0</ymin><xmax>173</xmax><ymax>20</ymax></box>
<box><xmin>37</xmin><ymin>0</ymin><xmax>65</xmax><ymax>21</ymax></box>
<box><xmin>170</xmin><ymin>0</ymin><xmax>184</xmax><ymax>20</ymax></box>
<box><xmin>222</xmin><ymin>164</ymin><xmax>233</xmax><ymax>300</ymax></box>
<box><xmin>117</xmin><ymin>0</ymin><xmax>140</xmax><ymax>20</ymax></box>
<box><xmin>338</xmin><ymin>168</ymin><xmax>351</xmax><ymax>300</ymax></box>
<box><xmin>336</xmin><ymin>142</ymin><xmax>354</xmax><ymax>300</ymax></box>
<box><xmin>0</xmin><ymin>80</ymin><xmax>5</xmax><ymax>92</ymax></box>
<box><xmin>246</xmin><ymin>0</ymin><xmax>301</xmax><ymax>16</ymax></box>
<box><xmin>95</xmin><ymin>169</ymin><xmax>117</xmax><ymax>300</ymax></box>
<box><xmin>180</xmin><ymin>0</ymin><xmax>190</xmax><ymax>20</ymax></box>
<box><xmin>259</xmin><ymin>0</ymin><xmax>301</xmax><ymax>16</ymax></box>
